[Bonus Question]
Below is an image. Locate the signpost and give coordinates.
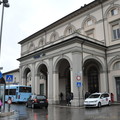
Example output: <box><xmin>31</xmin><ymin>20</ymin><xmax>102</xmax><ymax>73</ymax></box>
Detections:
<box><xmin>6</xmin><ymin>74</ymin><xmax>13</xmax><ymax>111</ymax></box>
<box><xmin>0</xmin><ymin>72</ymin><xmax>6</xmax><ymax>112</ymax></box>
<box><xmin>76</xmin><ymin>73</ymin><xmax>82</xmax><ymax>107</ymax></box>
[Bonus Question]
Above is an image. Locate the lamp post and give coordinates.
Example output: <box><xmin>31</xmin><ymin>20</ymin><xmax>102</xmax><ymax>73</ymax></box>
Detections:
<box><xmin>0</xmin><ymin>0</ymin><xmax>10</xmax><ymax>67</ymax></box>
<box><xmin>0</xmin><ymin>0</ymin><xmax>9</xmax><ymax>112</ymax></box>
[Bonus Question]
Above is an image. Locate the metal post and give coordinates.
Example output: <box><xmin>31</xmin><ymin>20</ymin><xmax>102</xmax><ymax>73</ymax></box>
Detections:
<box><xmin>0</xmin><ymin>3</ymin><xmax>4</xmax><ymax>64</ymax></box>
<box><xmin>78</xmin><ymin>87</ymin><xmax>80</xmax><ymax>107</ymax></box>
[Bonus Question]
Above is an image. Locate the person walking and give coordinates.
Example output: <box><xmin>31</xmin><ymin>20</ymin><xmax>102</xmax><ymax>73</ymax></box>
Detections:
<box><xmin>66</xmin><ymin>93</ymin><xmax>71</xmax><ymax>106</ymax></box>
<box><xmin>59</xmin><ymin>92</ymin><xmax>63</xmax><ymax>101</ymax></box>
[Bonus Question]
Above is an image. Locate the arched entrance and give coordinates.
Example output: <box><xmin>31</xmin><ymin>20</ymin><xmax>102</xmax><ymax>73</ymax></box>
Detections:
<box><xmin>56</xmin><ymin>58</ymin><xmax>71</xmax><ymax>103</ymax></box>
<box><xmin>84</xmin><ymin>59</ymin><xmax>101</xmax><ymax>94</ymax></box>
<box><xmin>37</xmin><ymin>64</ymin><xmax>48</xmax><ymax>97</ymax></box>
<box><xmin>87</xmin><ymin>66</ymin><xmax>99</xmax><ymax>93</ymax></box>
<box><xmin>23</xmin><ymin>68</ymin><xmax>31</xmax><ymax>86</ymax></box>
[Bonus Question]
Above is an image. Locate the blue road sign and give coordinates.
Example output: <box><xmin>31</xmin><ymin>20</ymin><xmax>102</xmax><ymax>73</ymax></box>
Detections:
<box><xmin>0</xmin><ymin>72</ymin><xmax>2</xmax><ymax>79</ymax></box>
<box><xmin>6</xmin><ymin>75</ymin><xmax>13</xmax><ymax>82</ymax></box>
<box><xmin>76</xmin><ymin>82</ymin><xmax>82</xmax><ymax>87</ymax></box>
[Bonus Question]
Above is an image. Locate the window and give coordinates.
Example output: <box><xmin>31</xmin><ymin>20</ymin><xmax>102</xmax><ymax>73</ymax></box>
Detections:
<box><xmin>50</xmin><ymin>32</ymin><xmax>59</xmax><ymax>42</ymax></box>
<box><xmin>64</xmin><ymin>25</ymin><xmax>75</xmax><ymax>36</ymax></box>
<box><xmin>111</xmin><ymin>21</ymin><xmax>120</xmax><ymax>40</ymax></box>
<box><xmin>65</xmin><ymin>27</ymin><xmax>73</xmax><ymax>35</ymax></box>
<box><xmin>111</xmin><ymin>8</ymin><xmax>118</xmax><ymax>16</ymax></box>
<box><xmin>19</xmin><ymin>87</ymin><xmax>31</xmax><ymax>93</ymax></box>
<box><xmin>5</xmin><ymin>89</ymin><xmax>16</xmax><ymax>95</ymax></box>
<box><xmin>113</xmin><ymin>61</ymin><xmax>120</xmax><ymax>70</ymax></box>
<box><xmin>87</xmin><ymin>19</ymin><xmax>93</xmax><ymax>26</ymax></box>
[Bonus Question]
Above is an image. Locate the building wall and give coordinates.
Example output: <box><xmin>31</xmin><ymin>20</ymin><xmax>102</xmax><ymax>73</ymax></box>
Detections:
<box><xmin>17</xmin><ymin>0</ymin><xmax>120</xmax><ymax>105</ymax></box>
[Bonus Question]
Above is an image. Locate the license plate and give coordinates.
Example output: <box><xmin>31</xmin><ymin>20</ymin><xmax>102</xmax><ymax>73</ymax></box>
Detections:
<box><xmin>40</xmin><ymin>101</ymin><xmax>44</xmax><ymax>103</ymax></box>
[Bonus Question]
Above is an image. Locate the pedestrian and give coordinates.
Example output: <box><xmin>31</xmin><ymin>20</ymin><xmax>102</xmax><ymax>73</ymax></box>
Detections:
<box><xmin>85</xmin><ymin>91</ymin><xmax>90</xmax><ymax>99</ymax></box>
<box><xmin>70</xmin><ymin>92</ymin><xmax>74</xmax><ymax>100</ymax></box>
<box><xmin>66</xmin><ymin>93</ymin><xmax>71</xmax><ymax>106</ymax></box>
<box><xmin>0</xmin><ymin>98</ymin><xmax>3</xmax><ymax>112</ymax></box>
<box><xmin>59</xmin><ymin>92</ymin><xmax>63</xmax><ymax>101</ymax></box>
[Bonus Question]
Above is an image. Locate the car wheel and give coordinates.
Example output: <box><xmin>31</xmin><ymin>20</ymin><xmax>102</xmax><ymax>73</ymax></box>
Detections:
<box><xmin>108</xmin><ymin>101</ymin><xmax>111</xmax><ymax>106</ymax></box>
<box><xmin>98</xmin><ymin>102</ymin><xmax>101</xmax><ymax>108</ymax></box>
<box><xmin>32</xmin><ymin>104</ymin><xmax>35</xmax><ymax>109</ymax></box>
<box><xmin>26</xmin><ymin>103</ymin><xmax>28</xmax><ymax>107</ymax></box>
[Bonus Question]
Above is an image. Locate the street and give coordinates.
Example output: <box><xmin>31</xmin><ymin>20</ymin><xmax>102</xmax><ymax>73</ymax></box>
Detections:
<box><xmin>0</xmin><ymin>103</ymin><xmax>120</xmax><ymax>120</ymax></box>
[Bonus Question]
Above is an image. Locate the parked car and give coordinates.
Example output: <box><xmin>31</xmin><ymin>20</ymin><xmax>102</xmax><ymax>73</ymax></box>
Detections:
<box><xmin>26</xmin><ymin>95</ymin><xmax>48</xmax><ymax>109</ymax></box>
<box><xmin>84</xmin><ymin>92</ymin><xmax>111</xmax><ymax>108</ymax></box>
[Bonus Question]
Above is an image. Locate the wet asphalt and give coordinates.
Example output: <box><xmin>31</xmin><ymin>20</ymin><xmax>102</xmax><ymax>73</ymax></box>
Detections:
<box><xmin>0</xmin><ymin>103</ymin><xmax>120</xmax><ymax>120</ymax></box>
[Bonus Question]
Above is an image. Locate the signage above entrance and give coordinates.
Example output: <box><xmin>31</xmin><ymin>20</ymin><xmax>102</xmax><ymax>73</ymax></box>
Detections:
<box><xmin>33</xmin><ymin>53</ymin><xmax>45</xmax><ymax>59</ymax></box>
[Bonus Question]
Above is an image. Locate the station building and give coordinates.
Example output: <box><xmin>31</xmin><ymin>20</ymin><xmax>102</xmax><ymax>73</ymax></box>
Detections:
<box><xmin>17</xmin><ymin>0</ymin><xmax>120</xmax><ymax>106</ymax></box>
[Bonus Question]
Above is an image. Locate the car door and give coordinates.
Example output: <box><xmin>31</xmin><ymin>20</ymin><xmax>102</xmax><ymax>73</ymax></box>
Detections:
<box><xmin>100</xmin><ymin>94</ymin><xmax>106</xmax><ymax>105</ymax></box>
<box><xmin>104</xmin><ymin>93</ymin><xmax>109</xmax><ymax>105</ymax></box>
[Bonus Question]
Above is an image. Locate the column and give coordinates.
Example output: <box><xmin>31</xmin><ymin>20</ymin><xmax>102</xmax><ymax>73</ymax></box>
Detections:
<box><xmin>53</xmin><ymin>70</ymin><xmax>59</xmax><ymax>104</ymax></box>
<box><xmin>100</xmin><ymin>71</ymin><xmax>107</xmax><ymax>92</ymax></box>
<box><xmin>71</xmin><ymin>51</ymin><xmax>83</xmax><ymax>106</ymax></box>
<box><xmin>48</xmin><ymin>58</ymin><xmax>54</xmax><ymax>104</ymax></box>
<box><xmin>34</xmin><ymin>73</ymin><xmax>38</xmax><ymax>94</ymax></box>
<box><xmin>31</xmin><ymin>63</ymin><xmax>35</xmax><ymax>94</ymax></box>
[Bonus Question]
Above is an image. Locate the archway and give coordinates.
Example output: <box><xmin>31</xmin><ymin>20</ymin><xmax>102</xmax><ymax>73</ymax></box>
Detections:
<box><xmin>37</xmin><ymin>64</ymin><xmax>48</xmax><ymax>97</ymax></box>
<box><xmin>83</xmin><ymin>59</ymin><xmax>101</xmax><ymax>94</ymax></box>
<box><xmin>23</xmin><ymin>68</ymin><xmax>31</xmax><ymax>86</ymax></box>
<box><xmin>56</xmin><ymin>58</ymin><xmax>71</xmax><ymax>103</ymax></box>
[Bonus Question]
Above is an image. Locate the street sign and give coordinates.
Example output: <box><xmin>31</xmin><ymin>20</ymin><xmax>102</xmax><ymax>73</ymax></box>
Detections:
<box><xmin>76</xmin><ymin>76</ymin><xmax>81</xmax><ymax>81</ymax></box>
<box><xmin>6</xmin><ymin>75</ymin><xmax>13</xmax><ymax>82</ymax></box>
<box><xmin>76</xmin><ymin>82</ymin><xmax>82</xmax><ymax>87</ymax></box>
<box><xmin>0</xmin><ymin>72</ymin><xmax>2</xmax><ymax>78</ymax></box>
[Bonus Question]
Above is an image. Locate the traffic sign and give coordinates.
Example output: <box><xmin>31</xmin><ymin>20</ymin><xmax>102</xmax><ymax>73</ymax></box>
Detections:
<box><xmin>76</xmin><ymin>82</ymin><xmax>82</xmax><ymax>87</ymax></box>
<box><xmin>6</xmin><ymin>75</ymin><xmax>13</xmax><ymax>82</ymax></box>
<box><xmin>76</xmin><ymin>76</ymin><xmax>81</xmax><ymax>81</ymax></box>
<box><xmin>7</xmin><ymin>99</ymin><xmax>12</xmax><ymax>104</ymax></box>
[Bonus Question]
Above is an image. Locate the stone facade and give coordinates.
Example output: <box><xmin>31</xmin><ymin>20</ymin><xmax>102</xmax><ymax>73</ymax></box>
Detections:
<box><xmin>17</xmin><ymin>0</ymin><xmax>120</xmax><ymax>106</ymax></box>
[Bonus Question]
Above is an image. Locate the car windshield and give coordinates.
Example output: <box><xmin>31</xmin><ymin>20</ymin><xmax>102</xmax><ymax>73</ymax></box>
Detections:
<box><xmin>89</xmin><ymin>94</ymin><xmax>100</xmax><ymax>98</ymax></box>
<box><xmin>36</xmin><ymin>96</ymin><xmax>46</xmax><ymax>99</ymax></box>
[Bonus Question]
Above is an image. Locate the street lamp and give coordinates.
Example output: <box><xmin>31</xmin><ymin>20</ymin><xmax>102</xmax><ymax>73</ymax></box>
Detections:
<box><xmin>0</xmin><ymin>0</ymin><xmax>9</xmax><ymax>112</ymax></box>
<box><xmin>0</xmin><ymin>0</ymin><xmax>10</xmax><ymax>66</ymax></box>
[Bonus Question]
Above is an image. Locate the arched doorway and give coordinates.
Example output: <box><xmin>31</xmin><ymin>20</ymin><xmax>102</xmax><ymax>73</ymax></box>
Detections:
<box><xmin>37</xmin><ymin>64</ymin><xmax>48</xmax><ymax>97</ymax></box>
<box><xmin>23</xmin><ymin>68</ymin><xmax>31</xmax><ymax>86</ymax></box>
<box><xmin>87</xmin><ymin>66</ymin><xmax>99</xmax><ymax>93</ymax></box>
<box><xmin>84</xmin><ymin>59</ymin><xmax>101</xmax><ymax>94</ymax></box>
<box><xmin>56</xmin><ymin>58</ymin><xmax>71</xmax><ymax>103</ymax></box>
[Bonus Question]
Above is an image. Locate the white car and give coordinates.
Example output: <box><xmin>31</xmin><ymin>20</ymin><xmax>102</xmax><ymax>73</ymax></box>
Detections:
<box><xmin>84</xmin><ymin>93</ymin><xmax>111</xmax><ymax>108</ymax></box>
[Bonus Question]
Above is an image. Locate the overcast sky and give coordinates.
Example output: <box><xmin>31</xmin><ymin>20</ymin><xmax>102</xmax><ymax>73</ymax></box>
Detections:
<box><xmin>0</xmin><ymin>0</ymin><xmax>92</xmax><ymax>73</ymax></box>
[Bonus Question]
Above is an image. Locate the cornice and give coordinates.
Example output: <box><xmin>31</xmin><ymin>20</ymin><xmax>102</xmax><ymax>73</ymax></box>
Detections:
<box><xmin>17</xmin><ymin>33</ymin><xmax>106</xmax><ymax>62</ymax></box>
<box><xmin>18</xmin><ymin>0</ymin><xmax>108</xmax><ymax>45</ymax></box>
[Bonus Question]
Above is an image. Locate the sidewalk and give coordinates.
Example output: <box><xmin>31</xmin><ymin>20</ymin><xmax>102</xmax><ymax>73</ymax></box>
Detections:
<box><xmin>52</xmin><ymin>101</ymin><xmax>120</xmax><ymax>109</ymax></box>
<box><xmin>0</xmin><ymin>110</ymin><xmax>14</xmax><ymax>117</ymax></box>
<box><xmin>0</xmin><ymin>104</ymin><xmax>14</xmax><ymax>117</ymax></box>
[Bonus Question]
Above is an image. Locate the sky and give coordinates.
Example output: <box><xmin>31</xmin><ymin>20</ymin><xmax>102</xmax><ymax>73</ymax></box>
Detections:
<box><xmin>0</xmin><ymin>0</ymin><xmax>93</xmax><ymax>73</ymax></box>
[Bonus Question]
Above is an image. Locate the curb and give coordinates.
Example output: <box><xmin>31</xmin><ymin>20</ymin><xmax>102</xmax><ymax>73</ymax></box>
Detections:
<box><xmin>0</xmin><ymin>110</ymin><xmax>14</xmax><ymax>117</ymax></box>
